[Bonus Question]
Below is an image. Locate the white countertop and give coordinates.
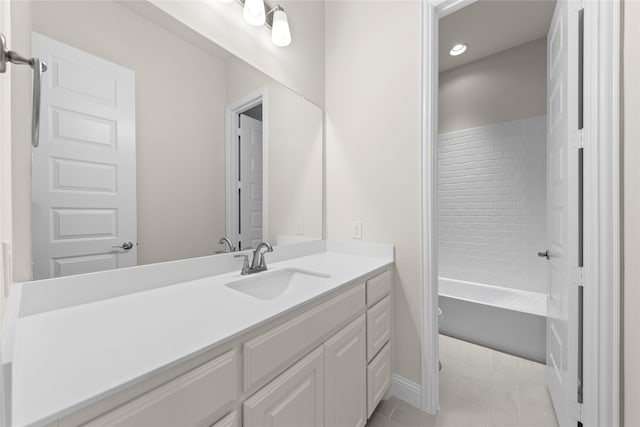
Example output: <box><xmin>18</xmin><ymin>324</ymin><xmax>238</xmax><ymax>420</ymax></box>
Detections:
<box><xmin>8</xmin><ymin>245</ymin><xmax>393</xmax><ymax>426</ymax></box>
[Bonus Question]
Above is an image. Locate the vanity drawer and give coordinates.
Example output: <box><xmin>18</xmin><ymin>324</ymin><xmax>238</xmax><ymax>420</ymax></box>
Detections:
<box><xmin>367</xmin><ymin>342</ymin><xmax>391</xmax><ymax>418</ymax></box>
<box><xmin>244</xmin><ymin>283</ymin><xmax>365</xmax><ymax>391</ymax></box>
<box><xmin>84</xmin><ymin>350</ymin><xmax>238</xmax><ymax>427</ymax></box>
<box><xmin>367</xmin><ymin>295</ymin><xmax>391</xmax><ymax>361</ymax></box>
<box><xmin>366</xmin><ymin>269</ymin><xmax>391</xmax><ymax>306</ymax></box>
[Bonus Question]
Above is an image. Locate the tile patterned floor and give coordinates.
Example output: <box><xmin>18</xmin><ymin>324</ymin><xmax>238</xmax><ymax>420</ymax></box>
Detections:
<box><xmin>367</xmin><ymin>335</ymin><xmax>559</xmax><ymax>427</ymax></box>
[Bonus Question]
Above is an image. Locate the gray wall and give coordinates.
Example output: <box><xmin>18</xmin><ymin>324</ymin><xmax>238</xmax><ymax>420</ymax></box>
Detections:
<box><xmin>439</xmin><ymin>38</ymin><xmax>547</xmax><ymax>134</ymax></box>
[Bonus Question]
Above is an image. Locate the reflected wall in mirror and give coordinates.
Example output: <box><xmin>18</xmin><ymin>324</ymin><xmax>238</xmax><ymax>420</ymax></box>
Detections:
<box><xmin>27</xmin><ymin>0</ymin><xmax>323</xmax><ymax>280</ymax></box>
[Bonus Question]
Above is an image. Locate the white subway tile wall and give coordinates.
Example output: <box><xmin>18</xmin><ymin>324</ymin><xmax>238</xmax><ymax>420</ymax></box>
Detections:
<box><xmin>438</xmin><ymin>115</ymin><xmax>548</xmax><ymax>294</ymax></box>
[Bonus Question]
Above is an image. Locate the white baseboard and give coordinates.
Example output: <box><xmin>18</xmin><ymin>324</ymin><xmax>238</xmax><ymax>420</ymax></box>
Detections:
<box><xmin>390</xmin><ymin>374</ymin><xmax>423</xmax><ymax>410</ymax></box>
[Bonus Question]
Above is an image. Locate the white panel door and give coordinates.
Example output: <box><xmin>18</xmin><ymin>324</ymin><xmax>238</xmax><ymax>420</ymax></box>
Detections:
<box><xmin>324</xmin><ymin>315</ymin><xmax>367</xmax><ymax>427</ymax></box>
<box><xmin>238</xmin><ymin>114</ymin><xmax>263</xmax><ymax>250</ymax></box>
<box><xmin>545</xmin><ymin>2</ymin><xmax>580</xmax><ymax>426</ymax></box>
<box><xmin>31</xmin><ymin>32</ymin><xmax>136</xmax><ymax>280</ymax></box>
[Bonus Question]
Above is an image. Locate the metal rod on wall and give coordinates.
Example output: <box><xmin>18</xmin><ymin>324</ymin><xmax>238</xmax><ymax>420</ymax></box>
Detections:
<box><xmin>0</xmin><ymin>33</ymin><xmax>48</xmax><ymax>148</ymax></box>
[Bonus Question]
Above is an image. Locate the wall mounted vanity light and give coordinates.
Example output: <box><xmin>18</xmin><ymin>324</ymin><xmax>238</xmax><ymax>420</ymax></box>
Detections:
<box><xmin>270</xmin><ymin>6</ymin><xmax>291</xmax><ymax>47</ymax></box>
<box><xmin>217</xmin><ymin>0</ymin><xmax>292</xmax><ymax>47</ymax></box>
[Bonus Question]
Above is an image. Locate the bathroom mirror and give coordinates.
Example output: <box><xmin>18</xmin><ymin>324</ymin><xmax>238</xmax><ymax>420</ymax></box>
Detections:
<box><xmin>25</xmin><ymin>0</ymin><xmax>323</xmax><ymax>280</ymax></box>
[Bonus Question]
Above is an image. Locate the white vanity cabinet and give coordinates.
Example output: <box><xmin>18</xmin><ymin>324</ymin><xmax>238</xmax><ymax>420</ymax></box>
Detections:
<box><xmin>242</xmin><ymin>314</ymin><xmax>369</xmax><ymax>427</ymax></box>
<box><xmin>242</xmin><ymin>284</ymin><xmax>366</xmax><ymax>392</ymax></box>
<box><xmin>243</xmin><ymin>314</ymin><xmax>367</xmax><ymax>427</ymax></box>
<box><xmin>242</xmin><ymin>284</ymin><xmax>367</xmax><ymax>427</ymax></box>
<box><xmin>242</xmin><ymin>268</ymin><xmax>393</xmax><ymax>427</ymax></box>
<box><xmin>241</xmin><ymin>314</ymin><xmax>370</xmax><ymax>427</ymax></box>
<box><xmin>45</xmin><ymin>268</ymin><xmax>393</xmax><ymax>427</ymax></box>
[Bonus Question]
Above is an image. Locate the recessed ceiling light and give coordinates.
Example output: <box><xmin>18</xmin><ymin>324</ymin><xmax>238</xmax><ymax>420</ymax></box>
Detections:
<box><xmin>449</xmin><ymin>44</ymin><xmax>467</xmax><ymax>56</ymax></box>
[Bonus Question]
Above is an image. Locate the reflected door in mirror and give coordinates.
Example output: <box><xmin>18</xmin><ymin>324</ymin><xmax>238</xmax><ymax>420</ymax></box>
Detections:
<box><xmin>31</xmin><ymin>33</ymin><xmax>137</xmax><ymax>279</ymax></box>
<box><xmin>237</xmin><ymin>114</ymin><xmax>263</xmax><ymax>250</ymax></box>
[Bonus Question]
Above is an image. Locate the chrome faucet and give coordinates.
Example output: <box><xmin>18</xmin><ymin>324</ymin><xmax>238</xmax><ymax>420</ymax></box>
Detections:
<box><xmin>234</xmin><ymin>241</ymin><xmax>274</xmax><ymax>275</ymax></box>
<box><xmin>219</xmin><ymin>237</ymin><xmax>236</xmax><ymax>253</ymax></box>
<box><xmin>251</xmin><ymin>242</ymin><xmax>273</xmax><ymax>271</ymax></box>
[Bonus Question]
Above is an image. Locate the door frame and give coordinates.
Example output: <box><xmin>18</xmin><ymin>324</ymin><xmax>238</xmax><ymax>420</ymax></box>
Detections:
<box><xmin>580</xmin><ymin>2</ymin><xmax>621</xmax><ymax>425</ymax></box>
<box><xmin>225</xmin><ymin>87</ymin><xmax>268</xmax><ymax>248</ymax></box>
<box><xmin>420</xmin><ymin>0</ymin><xmax>621</xmax><ymax>424</ymax></box>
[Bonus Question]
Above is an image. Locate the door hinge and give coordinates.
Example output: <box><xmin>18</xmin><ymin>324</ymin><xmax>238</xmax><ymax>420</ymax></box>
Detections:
<box><xmin>572</xmin><ymin>266</ymin><xmax>584</xmax><ymax>288</ymax></box>
<box><xmin>578</xmin><ymin>128</ymin><xmax>584</xmax><ymax>148</ymax></box>
<box><xmin>571</xmin><ymin>402</ymin><xmax>584</xmax><ymax>423</ymax></box>
<box><xmin>570</xmin><ymin>129</ymin><xmax>584</xmax><ymax>150</ymax></box>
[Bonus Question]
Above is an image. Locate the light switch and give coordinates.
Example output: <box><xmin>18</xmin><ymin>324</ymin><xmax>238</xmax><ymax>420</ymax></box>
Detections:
<box><xmin>296</xmin><ymin>220</ymin><xmax>304</xmax><ymax>235</ymax></box>
<box><xmin>352</xmin><ymin>221</ymin><xmax>363</xmax><ymax>240</ymax></box>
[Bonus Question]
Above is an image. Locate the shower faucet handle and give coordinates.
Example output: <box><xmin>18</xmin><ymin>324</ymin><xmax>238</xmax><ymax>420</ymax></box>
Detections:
<box><xmin>537</xmin><ymin>250</ymin><xmax>550</xmax><ymax>260</ymax></box>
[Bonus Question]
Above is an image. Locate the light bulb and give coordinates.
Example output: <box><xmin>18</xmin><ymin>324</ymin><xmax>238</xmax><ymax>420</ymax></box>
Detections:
<box><xmin>449</xmin><ymin>44</ymin><xmax>467</xmax><ymax>56</ymax></box>
<box><xmin>271</xmin><ymin>8</ymin><xmax>291</xmax><ymax>47</ymax></box>
<box><xmin>243</xmin><ymin>0</ymin><xmax>266</xmax><ymax>26</ymax></box>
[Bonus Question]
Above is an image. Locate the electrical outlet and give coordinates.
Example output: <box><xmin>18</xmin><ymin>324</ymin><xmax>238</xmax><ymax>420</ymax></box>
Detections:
<box><xmin>296</xmin><ymin>220</ymin><xmax>304</xmax><ymax>235</ymax></box>
<box><xmin>352</xmin><ymin>221</ymin><xmax>363</xmax><ymax>240</ymax></box>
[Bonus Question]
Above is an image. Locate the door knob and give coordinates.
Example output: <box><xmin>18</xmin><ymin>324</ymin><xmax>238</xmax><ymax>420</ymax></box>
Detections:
<box><xmin>538</xmin><ymin>250</ymin><xmax>550</xmax><ymax>260</ymax></box>
<box><xmin>113</xmin><ymin>241</ymin><xmax>134</xmax><ymax>250</ymax></box>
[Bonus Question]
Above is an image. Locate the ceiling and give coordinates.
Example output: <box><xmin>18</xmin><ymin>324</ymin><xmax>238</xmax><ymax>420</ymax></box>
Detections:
<box><xmin>439</xmin><ymin>0</ymin><xmax>555</xmax><ymax>72</ymax></box>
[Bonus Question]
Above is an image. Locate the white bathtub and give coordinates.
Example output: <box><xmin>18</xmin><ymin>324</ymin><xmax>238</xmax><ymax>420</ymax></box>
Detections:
<box><xmin>438</xmin><ymin>277</ymin><xmax>547</xmax><ymax>362</ymax></box>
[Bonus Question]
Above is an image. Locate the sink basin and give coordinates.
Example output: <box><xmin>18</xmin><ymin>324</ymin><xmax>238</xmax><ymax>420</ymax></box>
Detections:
<box><xmin>225</xmin><ymin>268</ymin><xmax>330</xmax><ymax>300</ymax></box>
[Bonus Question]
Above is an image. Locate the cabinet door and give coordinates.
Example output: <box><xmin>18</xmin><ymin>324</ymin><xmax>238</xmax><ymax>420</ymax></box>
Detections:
<box><xmin>244</xmin><ymin>346</ymin><xmax>324</xmax><ymax>427</ymax></box>
<box><xmin>324</xmin><ymin>315</ymin><xmax>367</xmax><ymax>427</ymax></box>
